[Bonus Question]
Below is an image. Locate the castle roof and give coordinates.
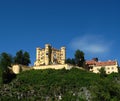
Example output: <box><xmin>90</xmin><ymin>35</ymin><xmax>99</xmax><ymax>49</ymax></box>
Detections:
<box><xmin>52</xmin><ymin>48</ymin><xmax>60</xmax><ymax>51</ymax></box>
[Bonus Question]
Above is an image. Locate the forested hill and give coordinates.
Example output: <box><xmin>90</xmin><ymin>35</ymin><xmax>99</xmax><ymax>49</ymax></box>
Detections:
<box><xmin>0</xmin><ymin>68</ymin><xmax>120</xmax><ymax>101</ymax></box>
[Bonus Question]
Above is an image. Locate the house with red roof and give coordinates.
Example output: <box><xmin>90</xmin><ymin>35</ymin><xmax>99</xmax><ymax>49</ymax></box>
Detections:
<box><xmin>86</xmin><ymin>58</ymin><xmax>119</xmax><ymax>74</ymax></box>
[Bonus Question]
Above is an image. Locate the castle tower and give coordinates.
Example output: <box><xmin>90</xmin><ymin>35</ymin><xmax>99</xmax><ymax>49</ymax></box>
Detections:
<box><xmin>34</xmin><ymin>44</ymin><xmax>66</xmax><ymax>66</ymax></box>
<box><xmin>61</xmin><ymin>47</ymin><xmax>66</xmax><ymax>64</ymax></box>
<box><xmin>36</xmin><ymin>47</ymin><xmax>40</xmax><ymax>61</ymax></box>
<box><xmin>34</xmin><ymin>47</ymin><xmax>41</xmax><ymax>66</ymax></box>
<box><xmin>45</xmin><ymin>44</ymin><xmax>51</xmax><ymax>65</ymax></box>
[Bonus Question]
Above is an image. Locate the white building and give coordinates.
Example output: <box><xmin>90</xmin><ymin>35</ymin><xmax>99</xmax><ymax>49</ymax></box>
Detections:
<box><xmin>86</xmin><ymin>59</ymin><xmax>119</xmax><ymax>74</ymax></box>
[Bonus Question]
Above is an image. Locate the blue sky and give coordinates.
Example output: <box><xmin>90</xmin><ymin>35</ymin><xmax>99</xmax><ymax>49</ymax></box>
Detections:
<box><xmin>0</xmin><ymin>0</ymin><xmax>120</xmax><ymax>65</ymax></box>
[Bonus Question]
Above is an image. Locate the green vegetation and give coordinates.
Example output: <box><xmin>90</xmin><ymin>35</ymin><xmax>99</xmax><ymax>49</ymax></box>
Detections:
<box><xmin>0</xmin><ymin>52</ymin><xmax>13</xmax><ymax>70</ymax></box>
<box><xmin>99</xmin><ymin>67</ymin><xmax>107</xmax><ymax>78</ymax></box>
<box><xmin>66</xmin><ymin>58</ymin><xmax>75</xmax><ymax>65</ymax></box>
<box><xmin>0</xmin><ymin>50</ymin><xmax>30</xmax><ymax>83</ymax></box>
<box><xmin>66</xmin><ymin>49</ymin><xmax>85</xmax><ymax>67</ymax></box>
<box><xmin>0</xmin><ymin>68</ymin><xmax>120</xmax><ymax>101</ymax></box>
<box><xmin>0</xmin><ymin>49</ymin><xmax>120</xmax><ymax>100</ymax></box>
<box><xmin>14</xmin><ymin>50</ymin><xmax>31</xmax><ymax>66</ymax></box>
<box><xmin>0</xmin><ymin>52</ymin><xmax>14</xmax><ymax>83</ymax></box>
<box><xmin>74</xmin><ymin>50</ymin><xmax>85</xmax><ymax>67</ymax></box>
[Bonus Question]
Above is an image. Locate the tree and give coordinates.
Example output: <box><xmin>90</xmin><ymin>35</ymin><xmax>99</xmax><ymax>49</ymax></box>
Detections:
<box><xmin>118</xmin><ymin>67</ymin><xmax>120</xmax><ymax>73</ymax></box>
<box><xmin>23</xmin><ymin>52</ymin><xmax>31</xmax><ymax>66</ymax></box>
<box><xmin>74</xmin><ymin>49</ymin><xmax>85</xmax><ymax>67</ymax></box>
<box><xmin>14</xmin><ymin>50</ymin><xmax>31</xmax><ymax>66</ymax></box>
<box><xmin>99</xmin><ymin>67</ymin><xmax>107</xmax><ymax>78</ymax></box>
<box><xmin>0</xmin><ymin>52</ymin><xmax>14</xmax><ymax>83</ymax></box>
<box><xmin>14</xmin><ymin>50</ymin><xmax>23</xmax><ymax>65</ymax></box>
<box><xmin>66</xmin><ymin>58</ymin><xmax>75</xmax><ymax>65</ymax></box>
<box><xmin>0</xmin><ymin>52</ymin><xmax>13</xmax><ymax>71</ymax></box>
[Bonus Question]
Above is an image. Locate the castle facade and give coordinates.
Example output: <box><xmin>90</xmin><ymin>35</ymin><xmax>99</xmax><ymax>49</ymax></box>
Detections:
<box><xmin>34</xmin><ymin>44</ymin><xmax>66</xmax><ymax>66</ymax></box>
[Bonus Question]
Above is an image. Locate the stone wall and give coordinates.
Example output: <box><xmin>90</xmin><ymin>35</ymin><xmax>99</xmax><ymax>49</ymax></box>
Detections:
<box><xmin>12</xmin><ymin>64</ymin><xmax>32</xmax><ymax>74</ymax></box>
<box><xmin>33</xmin><ymin>64</ymin><xmax>73</xmax><ymax>70</ymax></box>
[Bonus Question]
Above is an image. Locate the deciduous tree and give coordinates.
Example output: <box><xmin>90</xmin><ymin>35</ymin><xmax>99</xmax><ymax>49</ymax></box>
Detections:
<box><xmin>74</xmin><ymin>49</ymin><xmax>85</xmax><ymax>67</ymax></box>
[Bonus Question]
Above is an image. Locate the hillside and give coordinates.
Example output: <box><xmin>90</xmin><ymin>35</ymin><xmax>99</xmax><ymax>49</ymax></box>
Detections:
<box><xmin>0</xmin><ymin>68</ymin><xmax>120</xmax><ymax>101</ymax></box>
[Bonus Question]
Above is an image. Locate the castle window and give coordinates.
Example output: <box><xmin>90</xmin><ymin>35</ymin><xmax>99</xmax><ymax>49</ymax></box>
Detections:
<box><xmin>60</xmin><ymin>54</ymin><xmax>63</xmax><ymax>56</ymax></box>
<box><xmin>41</xmin><ymin>53</ymin><xmax>44</xmax><ymax>56</ymax></box>
<box><xmin>54</xmin><ymin>55</ymin><xmax>56</xmax><ymax>59</ymax></box>
<box><xmin>53</xmin><ymin>53</ymin><xmax>56</xmax><ymax>56</ymax></box>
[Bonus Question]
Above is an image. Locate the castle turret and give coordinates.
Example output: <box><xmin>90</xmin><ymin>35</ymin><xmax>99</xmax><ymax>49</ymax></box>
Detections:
<box><xmin>61</xmin><ymin>46</ymin><xmax>66</xmax><ymax>64</ymax></box>
<box><xmin>45</xmin><ymin>44</ymin><xmax>51</xmax><ymax>65</ymax></box>
<box><xmin>34</xmin><ymin>47</ymin><xmax>41</xmax><ymax>66</ymax></box>
<box><xmin>36</xmin><ymin>47</ymin><xmax>40</xmax><ymax>61</ymax></box>
<box><xmin>34</xmin><ymin>44</ymin><xmax>66</xmax><ymax>66</ymax></box>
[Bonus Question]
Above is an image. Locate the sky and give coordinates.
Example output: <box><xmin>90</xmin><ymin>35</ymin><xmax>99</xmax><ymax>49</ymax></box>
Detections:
<box><xmin>0</xmin><ymin>0</ymin><xmax>120</xmax><ymax>65</ymax></box>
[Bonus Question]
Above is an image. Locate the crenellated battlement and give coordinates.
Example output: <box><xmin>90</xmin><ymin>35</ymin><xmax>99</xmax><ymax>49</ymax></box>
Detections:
<box><xmin>34</xmin><ymin>44</ymin><xmax>66</xmax><ymax>66</ymax></box>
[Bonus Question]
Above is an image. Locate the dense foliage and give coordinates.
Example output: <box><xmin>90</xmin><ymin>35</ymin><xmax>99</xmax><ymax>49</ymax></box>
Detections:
<box><xmin>0</xmin><ymin>52</ymin><xmax>13</xmax><ymax>70</ymax></box>
<box><xmin>65</xmin><ymin>58</ymin><xmax>75</xmax><ymax>65</ymax></box>
<box><xmin>0</xmin><ymin>50</ymin><xmax>30</xmax><ymax>84</ymax></box>
<box><xmin>0</xmin><ymin>53</ymin><xmax>15</xmax><ymax>83</ymax></box>
<box><xmin>0</xmin><ymin>68</ymin><xmax>120</xmax><ymax>101</ymax></box>
<box><xmin>14</xmin><ymin>50</ymin><xmax>31</xmax><ymax>66</ymax></box>
<box><xmin>66</xmin><ymin>49</ymin><xmax>85</xmax><ymax>67</ymax></box>
<box><xmin>74</xmin><ymin>50</ymin><xmax>85</xmax><ymax>67</ymax></box>
<box><xmin>99</xmin><ymin>67</ymin><xmax>107</xmax><ymax>78</ymax></box>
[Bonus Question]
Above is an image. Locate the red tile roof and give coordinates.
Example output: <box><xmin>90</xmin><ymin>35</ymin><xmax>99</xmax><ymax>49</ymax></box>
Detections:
<box><xmin>86</xmin><ymin>60</ymin><xmax>117</xmax><ymax>66</ymax></box>
<box><xmin>95</xmin><ymin>61</ymin><xmax>116</xmax><ymax>66</ymax></box>
<box><xmin>86</xmin><ymin>60</ymin><xmax>96</xmax><ymax>65</ymax></box>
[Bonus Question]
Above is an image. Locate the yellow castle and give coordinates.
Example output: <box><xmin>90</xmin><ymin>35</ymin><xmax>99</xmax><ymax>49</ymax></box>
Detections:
<box><xmin>34</xmin><ymin>44</ymin><xmax>66</xmax><ymax>66</ymax></box>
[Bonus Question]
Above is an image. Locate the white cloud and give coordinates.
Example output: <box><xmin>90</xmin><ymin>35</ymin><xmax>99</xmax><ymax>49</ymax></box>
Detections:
<box><xmin>70</xmin><ymin>34</ymin><xmax>113</xmax><ymax>54</ymax></box>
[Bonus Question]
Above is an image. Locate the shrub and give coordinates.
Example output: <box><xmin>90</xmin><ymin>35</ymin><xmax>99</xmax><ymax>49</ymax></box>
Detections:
<box><xmin>99</xmin><ymin>67</ymin><xmax>107</xmax><ymax>78</ymax></box>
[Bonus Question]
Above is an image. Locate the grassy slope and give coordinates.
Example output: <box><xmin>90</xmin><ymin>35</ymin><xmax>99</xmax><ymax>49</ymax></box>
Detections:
<box><xmin>0</xmin><ymin>68</ymin><xmax>120</xmax><ymax>101</ymax></box>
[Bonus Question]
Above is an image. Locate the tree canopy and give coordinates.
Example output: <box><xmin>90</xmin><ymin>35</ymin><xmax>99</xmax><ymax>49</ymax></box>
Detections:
<box><xmin>0</xmin><ymin>52</ymin><xmax>13</xmax><ymax>71</ymax></box>
<box><xmin>66</xmin><ymin>58</ymin><xmax>75</xmax><ymax>65</ymax></box>
<box><xmin>0</xmin><ymin>50</ymin><xmax>31</xmax><ymax>84</ymax></box>
<box><xmin>0</xmin><ymin>52</ymin><xmax>14</xmax><ymax>83</ymax></box>
<box><xmin>14</xmin><ymin>50</ymin><xmax>31</xmax><ymax>66</ymax></box>
<box><xmin>74</xmin><ymin>49</ymin><xmax>85</xmax><ymax>67</ymax></box>
<box><xmin>66</xmin><ymin>49</ymin><xmax>85</xmax><ymax>67</ymax></box>
<box><xmin>99</xmin><ymin>67</ymin><xmax>107</xmax><ymax>78</ymax></box>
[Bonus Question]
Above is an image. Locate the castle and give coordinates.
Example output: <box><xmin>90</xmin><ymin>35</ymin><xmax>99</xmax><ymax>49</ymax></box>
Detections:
<box><xmin>12</xmin><ymin>44</ymin><xmax>119</xmax><ymax>74</ymax></box>
<box><xmin>12</xmin><ymin>44</ymin><xmax>74</xmax><ymax>74</ymax></box>
<box><xmin>34</xmin><ymin>44</ymin><xmax>66</xmax><ymax>66</ymax></box>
